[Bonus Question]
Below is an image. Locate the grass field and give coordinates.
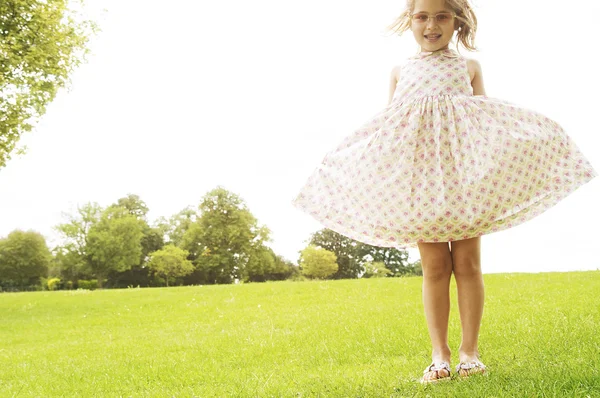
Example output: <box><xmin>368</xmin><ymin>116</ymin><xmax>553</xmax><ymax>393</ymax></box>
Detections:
<box><xmin>1</xmin><ymin>271</ymin><xmax>599</xmax><ymax>397</ymax></box>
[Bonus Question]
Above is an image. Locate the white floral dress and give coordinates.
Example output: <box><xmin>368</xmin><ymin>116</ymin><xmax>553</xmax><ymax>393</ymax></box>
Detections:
<box><xmin>292</xmin><ymin>48</ymin><xmax>597</xmax><ymax>248</ymax></box>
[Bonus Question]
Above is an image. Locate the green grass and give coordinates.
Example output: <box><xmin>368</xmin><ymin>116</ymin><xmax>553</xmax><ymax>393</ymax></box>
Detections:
<box><xmin>1</xmin><ymin>272</ymin><xmax>599</xmax><ymax>397</ymax></box>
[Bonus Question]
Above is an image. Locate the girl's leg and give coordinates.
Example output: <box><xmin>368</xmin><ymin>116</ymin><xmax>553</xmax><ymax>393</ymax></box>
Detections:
<box><xmin>450</xmin><ymin>236</ymin><xmax>485</xmax><ymax>375</ymax></box>
<box><xmin>417</xmin><ymin>241</ymin><xmax>454</xmax><ymax>381</ymax></box>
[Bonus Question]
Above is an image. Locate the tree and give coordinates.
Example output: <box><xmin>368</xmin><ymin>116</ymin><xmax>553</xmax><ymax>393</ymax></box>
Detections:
<box><xmin>0</xmin><ymin>230</ymin><xmax>51</xmax><ymax>288</ymax></box>
<box><xmin>186</xmin><ymin>187</ymin><xmax>272</xmax><ymax>284</ymax></box>
<box><xmin>51</xmin><ymin>245</ymin><xmax>88</xmax><ymax>285</ymax></box>
<box><xmin>409</xmin><ymin>259</ymin><xmax>423</xmax><ymax>276</ymax></box>
<box><xmin>107</xmin><ymin>195</ymin><xmax>164</xmax><ymax>287</ymax></box>
<box><xmin>309</xmin><ymin>229</ymin><xmax>364</xmax><ymax>279</ymax></box>
<box><xmin>147</xmin><ymin>245</ymin><xmax>193</xmax><ymax>287</ymax></box>
<box><xmin>157</xmin><ymin>206</ymin><xmax>198</xmax><ymax>247</ymax></box>
<box><xmin>362</xmin><ymin>261</ymin><xmax>393</xmax><ymax>278</ymax></box>
<box><xmin>356</xmin><ymin>243</ymin><xmax>411</xmax><ymax>276</ymax></box>
<box><xmin>243</xmin><ymin>247</ymin><xmax>296</xmax><ymax>282</ymax></box>
<box><xmin>139</xmin><ymin>225</ymin><xmax>164</xmax><ymax>266</ymax></box>
<box><xmin>299</xmin><ymin>245</ymin><xmax>338</xmax><ymax>280</ymax></box>
<box><xmin>243</xmin><ymin>245</ymin><xmax>275</xmax><ymax>283</ymax></box>
<box><xmin>54</xmin><ymin>202</ymin><xmax>102</xmax><ymax>283</ymax></box>
<box><xmin>55</xmin><ymin>202</ymin><xmax>102</xmax><ymax>256</ymax></box>
<box><xmin>113</xmin><ymin>194</ymin><xmax>149</xmax><ymax>220</ymax></box>
<box><xmin>85</xmin><ymin>206</ymin><xmax>143</xmax><ymax>288</ymax></box>
<box><xmin>308</xmin><ymin>229</ymin><xmax>412</xmax><ymax>278</ymax></box>
<box><xmin>179</xmin><ymin>222</ymin><xmax>203</xmax><ymax>262</ymax></box>
<box><xmin>269</xmin><ymin>253</ymin><xmax>297</xmax><ymax>281</ymax></box>
<box><xmin>55</xmin><ymin>200</ymin><xmax>161</xmax><ymax>288</ymax></box>
<box><xmin>0</xmin><ymin>0</ymin><xmax>98</xmax><ymax>168</ymax></box>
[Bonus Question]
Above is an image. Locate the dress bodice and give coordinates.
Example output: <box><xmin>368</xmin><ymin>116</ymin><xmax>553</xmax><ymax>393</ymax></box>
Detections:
<box><xmin>392</xmin><ymin>48</ymin><xmax>474</xmax><ymax>104</ymax></box>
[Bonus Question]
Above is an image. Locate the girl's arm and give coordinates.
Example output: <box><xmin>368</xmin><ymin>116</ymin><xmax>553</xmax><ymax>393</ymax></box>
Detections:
<box><xmin>467</xmin><ymin>59</ymin><xmax>486</xmax><ymax>96</ymax></box>
<box><xmin>388</xmin><ymin>65</ymin><xmax>402</xmax><ymax>105</ymax></box>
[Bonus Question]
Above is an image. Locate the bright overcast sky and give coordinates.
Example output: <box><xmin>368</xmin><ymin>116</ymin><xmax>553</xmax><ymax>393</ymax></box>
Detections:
<box><xmin>0</xmin><ymin>0</ymin><xmax>598</xmax><ymax>274</ymax></box>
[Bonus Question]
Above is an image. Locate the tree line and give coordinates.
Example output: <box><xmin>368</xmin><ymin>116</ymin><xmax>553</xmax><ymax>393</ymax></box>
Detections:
<box><xmin>0</xmin><ymin>187</ymin><xmax>422</xmax><ymax>291</ymax></box>
<box><xmin>0</xmin><ymin>3</ymin><xmax>424</xmax><ymax>291</ymax></box>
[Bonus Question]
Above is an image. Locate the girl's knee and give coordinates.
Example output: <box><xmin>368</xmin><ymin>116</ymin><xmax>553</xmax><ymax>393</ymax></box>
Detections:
<box><xmin>418</xmin><ymin>242</ymin><xmax>453</xmax><ymax>281</ymax></box>
<box><xmin>452</xmin><ymin>259</ymin><xmax>482</xmax><ymax>278</ymax></box>
<box><xmin>422</xmin><ymin>260</ymin><xmax>453</xmax><ymax>281</ymax></box>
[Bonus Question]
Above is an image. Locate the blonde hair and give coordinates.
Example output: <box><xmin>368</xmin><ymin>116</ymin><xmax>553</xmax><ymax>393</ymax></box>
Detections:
<box><xmin>386</xmin><ymin>0</ymin><xmax>478</xmax><ymax>52</ymax></box>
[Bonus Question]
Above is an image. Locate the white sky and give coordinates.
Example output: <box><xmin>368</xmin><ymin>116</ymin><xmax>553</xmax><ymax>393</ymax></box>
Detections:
<box><xmin>0</xmin><ymin>0</ymin><xmax>598</xmax><ymax>274</ymax></box>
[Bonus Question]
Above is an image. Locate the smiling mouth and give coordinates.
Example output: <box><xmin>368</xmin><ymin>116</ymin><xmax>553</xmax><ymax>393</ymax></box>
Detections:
<box><xmin>425</xmin><ymin>34</ymin><xmax>441</xmax><ymax>39</ymax></box>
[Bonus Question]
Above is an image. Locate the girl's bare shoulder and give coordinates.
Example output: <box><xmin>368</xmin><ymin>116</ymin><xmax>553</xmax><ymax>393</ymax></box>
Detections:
<box><xmin>464</xmin><ymin>57</ymin><xmax>483</xmax><ymax>81</ymax></box>
<box><xmin>464</xmin><ymin>56</ymin><xmax>486</xmax><ymax>95</ymax></box>
<box><xmin>390</xmin><ymin>64</ymin><xmax>403</xmax><ymax>81</ymax></box>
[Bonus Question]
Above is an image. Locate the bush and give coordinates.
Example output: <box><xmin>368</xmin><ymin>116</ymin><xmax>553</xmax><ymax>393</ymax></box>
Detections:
<box><xmin>289</xmin><ymin>273</ymin><xmax>308</xmax><ymax>282</ymax></box>
<box><xmin>363</xmin><ymin>261</ymin><xmax>393</xmax><ymax>278</ymax></box>
<box><xmin>299</xmin><ymin>245</ymin><xmax>338</xmax><ymax>280</ymax></box>
<box><xmin>77</xmin><ymin>279</ymin><xmax>98</xmax><ymax>290</ymax></box>
<box><xmin>47</xmin><ymin>278</ymin><xmax>61</xmax><ymax>291</ymax></box>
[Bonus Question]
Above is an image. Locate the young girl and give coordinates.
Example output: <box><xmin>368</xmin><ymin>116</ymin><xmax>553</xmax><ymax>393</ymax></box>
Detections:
<box><xmin>291</xmin><ymin>0</ymin><xmax>597</xmax><ymax>384</ymax></box>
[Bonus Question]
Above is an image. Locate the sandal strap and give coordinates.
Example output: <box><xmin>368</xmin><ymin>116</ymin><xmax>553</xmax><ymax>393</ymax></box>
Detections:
<box><xmin>424</xmin><ymin>361</ymin><xmax>451</xmax><ymax>374</ymax></box>
<box><xmin>455</xmin><ymin>360</ymin><xmax>486</xmax><ymax>373</ymax></box>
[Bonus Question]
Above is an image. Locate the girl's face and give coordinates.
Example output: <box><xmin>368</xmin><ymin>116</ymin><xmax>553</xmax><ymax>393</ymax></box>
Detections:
<box><xmin>410</xmin><ymin>0</ymin><xmax>457</xmax><ymax>52</ymax></box>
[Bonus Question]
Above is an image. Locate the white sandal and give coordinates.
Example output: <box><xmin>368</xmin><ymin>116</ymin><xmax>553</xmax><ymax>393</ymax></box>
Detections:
<box><xmin>420</xmin><ymin>361</ymin><xmax>452</xmax><ymax>384</ymax></box>
<box><xmin>455</xmin><ymin>359</ymin><xmax>487</xmax><ymax>377</ymax></box>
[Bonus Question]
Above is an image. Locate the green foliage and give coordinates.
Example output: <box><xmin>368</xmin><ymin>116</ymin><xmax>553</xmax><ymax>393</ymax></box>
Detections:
<box><xmin>76</xmin><ymin>279</ymin><xmax>97</xmax><ymax>290</ymax></box>
<box><xmin>251</xmin><ymin>250</ymin><xmax>298</xmax><ymax>282</ymax></box>
<box><xmin>358</xmin><ymin>243</ymin><xmax>413</xmax><ymax>276</ymax></box>
<box><xmin>0</xmin><ymin>0</ymin><xmax>98</xmax><ymax>167</ymax></box>
<box><xmin>51</xmin><ymin>245</ymin><xmax>89</xmax><ymax>284</ymax></box>
<box><xmin>112</xmin><ymin>194</ymin><xmax>149</xmax><ymax>220</ymax></box>
<box><xmin>85</xmin><ymin>206</ymin><xmax>144</xmax><ymax>288</ymax></box>
<box><xmin>410</xmin><ymin>259</ymin><xmax>423</xmax><ymax>276</ymax></box>
<box><xmin>55</xmin><ymin>200</ymin><xmax>160</xmax><ymax>288</ymax></box>
<box><xmin>147</xmin><ymin>245</ymin><xmax>193</xmax><ymax>287</ymax></box>
<box><xmin>239</xmin><ymin>245</ymin><xmax>297</xmax><ymax>283</ymax></box>
<box><xmin>157</xmin><ymin>206</ymin><xmax>197</xmax><ymax>247</ymax></box>
<box><xmin>140</xmin><ymin>226</ymin><xmax>164</xmax><ymax>264</ymax></box>
<box><xmin>4</xmin><ymin>189</ymin><xmax>301</xmax><ymax>290</ymax></box>
<box><xmin>0</xmin><ymin>229</ymin><xmax>51</xmax><ymax>287</ymax></box>
<box><xmin>47</xmin><ymin>190</ymin><xmax>296</xmax><ymax>288</ymax></box>
<box><xmin>54</xmin><ymin>202</ymin><xmax>102</xmax><ymax>285</ymax></box>
<box><xmin>309</xmin><ymin>229</ymin><xmax>363</xmax><ymax>278</ymax></box>
<box><xmin>357</xmin><ymin>243</ymin><xmax>411</xmax><ymax>277</ymax></box>
<box><xmin>243</xmin><ymin>245</ymin><xmax>275</xmax><ymax>283</ymax></box>
<box><xmin>54</xmin><ymin>202</ymin><xmax>102</xmax><ymax>267</ymax></box>
<box><xmin>299</xmin><ymin>245</ymin><xmax>338</xmax><ymax>279</ymax></box>
<box><xmin>184</xmin><ymin>186</ymin><xmax>273</xmax><ymax>284</ymax></box>
<box><xmin>243</xmin><ymin>246</ymin><xmax>297</xmax><ymax>283</ymax></box>
<box><xmin>309</xmin><ymin>229</ymin><xmax>412</xmax><ymax>278</ymax></box>
<box><xmin>104</xmin><ymin>196</ymin><xmax>165</xmax><ymax>288</ymax></box>
<box><xmin>179</xmin><ymin>222</ymin><xmax>203</xmax><ymax>261</ymax></box>
<box><xmin>47</xmin><ymin>277</ymin><xmax>61</xmax><ymax>290</ymax></box>
<box><xmin>362</xmin><ymin>261</ymin><xmax>392</xmax><ymax>278</ymax></box>
<box><xmin>288</xmin><ymin>272</ymin><xmax>307</xmax><ymax>282</ymax></box>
